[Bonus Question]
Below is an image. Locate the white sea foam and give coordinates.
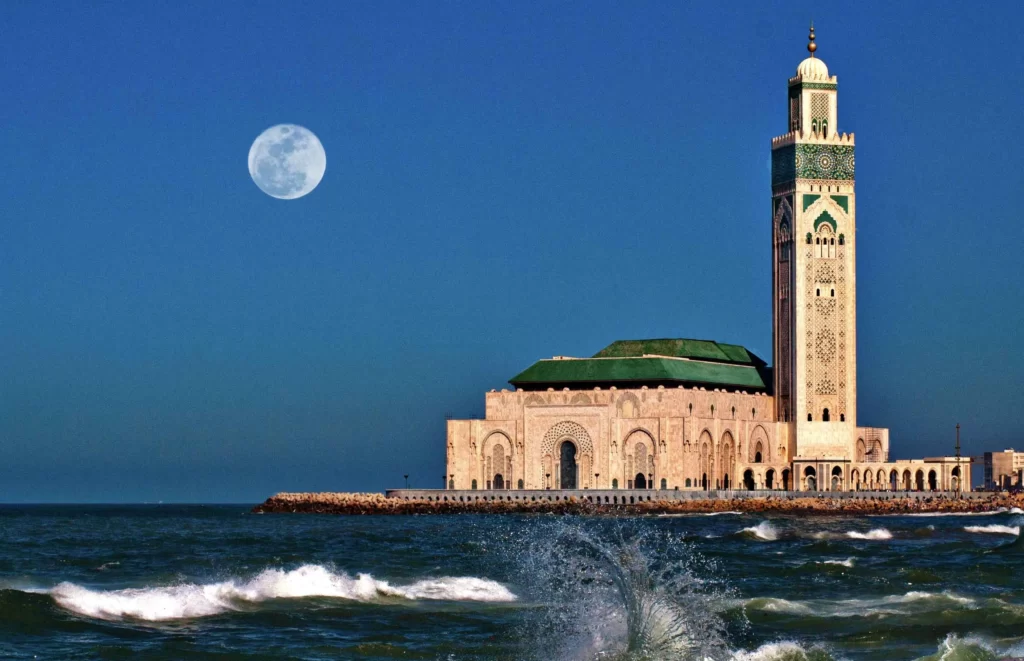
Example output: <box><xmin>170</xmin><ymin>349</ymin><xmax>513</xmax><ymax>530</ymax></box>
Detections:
<box><xmin>731</xmin><ymin>641</ymin><xmax>833</xmax><ymax>660</ymax></box>
<box><xmin>657</xmin><ymin>511</ymin><xmax>743</xmax><ymax>518</ymax></box>
<box><xmin>47</xmin><ymin>564</ymin><xmax>516</xmax><ymax>621</ymax></box>
<box><xmin>740</xmin><ymin>521</ymin><xmax>779</xmax><ymax>541</ymax></box>
<box><xmin>964</xmin><ymin>524</ymin><xmax>1021</xmax><ymax>535</ymax></box>
<box><xmin>845</xmin><ymin>528</ymin><xmax>892</xmax><ymax>540</ymax></box>
<box><xmin>744</xmin><ymin>590</ymin><xmax>977</xmax><ymax>619</ymax></box>
<box><xmin>1010</xmin><ymin>507</ymin><xmax>1024</xmax><ymax>515</ymax></box>
<box><xmin>821</xmin><ymin>557</ymin><xmax>856</xmax><ymax>568</ymax></box>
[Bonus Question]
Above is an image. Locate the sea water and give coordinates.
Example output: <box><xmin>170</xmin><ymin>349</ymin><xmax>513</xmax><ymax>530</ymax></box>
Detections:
<box><xmin>1</xmin><ymin>505</ymin><xmax>1023</xmax><ymax>660</ymax></box>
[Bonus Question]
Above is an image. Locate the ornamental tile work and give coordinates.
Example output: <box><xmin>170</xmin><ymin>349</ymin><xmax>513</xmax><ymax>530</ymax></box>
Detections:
<box><xmin>772</xmin><ymin>144</ymin><xmax>856</xmax><ymax>186</ymax></box>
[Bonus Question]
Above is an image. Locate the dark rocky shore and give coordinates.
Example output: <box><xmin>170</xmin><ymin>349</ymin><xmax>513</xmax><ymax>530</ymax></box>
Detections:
<box><xmin>253</xmin><ymin>491</ymin><xmax>1024</xmax><ymax>516</ymax></box>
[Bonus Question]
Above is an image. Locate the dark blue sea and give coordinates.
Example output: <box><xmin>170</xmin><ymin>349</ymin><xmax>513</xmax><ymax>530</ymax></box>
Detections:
<box><xmin>1</xmin><ymin>505</ymin><xmax>1023</xmax><ymax>660</ymax></box>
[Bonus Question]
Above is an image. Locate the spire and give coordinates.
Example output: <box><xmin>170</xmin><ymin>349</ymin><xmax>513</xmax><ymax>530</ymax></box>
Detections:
<box><xmin>807</xmin><ymin>22</ymin><xmax>817</xmax><ymax>57</ymax></box>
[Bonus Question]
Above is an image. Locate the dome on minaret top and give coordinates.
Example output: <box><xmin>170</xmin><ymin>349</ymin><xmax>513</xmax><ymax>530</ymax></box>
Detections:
<box><xmin>795</xmin><ymin>23</ymin><xmax>829</xmax><ymax>79</ymax></box>
<box><xmin>796</xmin><ymin>56</ymin><xmax>829</xmax><ymax>79</ymax></box>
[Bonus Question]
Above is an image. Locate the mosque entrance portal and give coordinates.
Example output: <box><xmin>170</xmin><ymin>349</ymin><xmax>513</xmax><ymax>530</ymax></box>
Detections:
<box><xmin>559</xmin><ymin>441</ymin><xmax>578</xmax><ymax>489</ymax></box>
<box><xmin>634</xmin><ymin>473</ymin><xmax>647</xmax><ymax>489</ymax></box>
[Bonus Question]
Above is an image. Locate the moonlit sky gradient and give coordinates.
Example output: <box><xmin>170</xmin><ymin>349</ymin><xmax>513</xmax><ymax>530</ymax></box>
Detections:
<box><xmin>1</xmin><ymin>2</ymin><xmax>1022</xmax><ymax>502</ymax></box>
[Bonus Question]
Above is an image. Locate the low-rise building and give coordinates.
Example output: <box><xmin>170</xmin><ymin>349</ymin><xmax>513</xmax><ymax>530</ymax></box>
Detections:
<box><xmin>984</xmin><ymin>450</ymin><xmax>1024</xmax><ymax>490</ymax></box>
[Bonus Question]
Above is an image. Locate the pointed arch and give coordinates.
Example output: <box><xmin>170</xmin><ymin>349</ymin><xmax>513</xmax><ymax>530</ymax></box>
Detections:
<box><xmin>541</xmin><ymin>421</ymin><xmax>594</xmax><ymax>489</ymax></box>
<box><xmin>749</xmin><ymin>425</ymin><xmax>770</xmax><ymax>463</ymax></box>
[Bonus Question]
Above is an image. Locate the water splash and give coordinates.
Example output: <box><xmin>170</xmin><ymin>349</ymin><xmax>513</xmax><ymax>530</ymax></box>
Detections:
<box><xmin>510</xmin><ymin>519</ymin><xmax>737</xmax><ymax>660</ymax></box>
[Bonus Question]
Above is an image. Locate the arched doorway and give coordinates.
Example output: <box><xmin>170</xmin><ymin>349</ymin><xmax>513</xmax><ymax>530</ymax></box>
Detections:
<box><xmin>915</xmin><ymin>470</ymin><xmax>924</xmax><ymax>491</ymax></box>
<box><xmin>831</xmin><ymin>466</ymin><xmax>843</xmax><ymax>491</ymax></box>
<box><xmin>928</xmin><ymin>470</ymin><xmax>937</xmax><ymax>491</ymax></box>
<box><xmin>804</xmin><ymin>466</ymin><xmax>817</xmax><ymax>491</ymax></box>
<box><xmin>743</xmin><ymin>469</ymin><xmax>755</xmax><ymax>490</ymax></box>
<box><xmin>723</xmin><ymin>474</ymin><xmax>730</xmax><ymax>489</ymax></box>
<box><xmin>493</xmin><ymin>474</ymin><xmax>504</xmax><ymax>490</ymax></box>
<box><xmin>612</xmin><ymin>478</ymin><xmax>618</xmax><ymax>489</ymax></box>
<box><xmin>951</xmin><ymin>466</ymin><xmax>961</xmax><ymax>491</ymax></box>
<box><xmin>766</xmin><ymin>469</ymin><xmax>775</xmax><ymax>489</ymax></box>
<box><xmin>560</xmin><ymin>441</ymin><xmax>578</xmax><ymax>489</ymax></box>
<box><xmin>634</xmin><ymin>473</ymin><xmax>647</xmax><ymax>489</ymax></box>
<box><xmin>701</xmin><ymin>473</ymin><xmax>708</xmax><ymax>490</ymax></box>
<box><xmin>782</xmin><ymin>469</ymin><xmax>791</xmax><ymax>491</ymax></box>
<box><xmin>660</xmin><ymin>478</ymin><xmax>667</xmax><ymax>490</ymax></box>
<box><xmin>902</xmin><ymin>470</ymin><xmax>912</xmax><ymax>491</ymax></box>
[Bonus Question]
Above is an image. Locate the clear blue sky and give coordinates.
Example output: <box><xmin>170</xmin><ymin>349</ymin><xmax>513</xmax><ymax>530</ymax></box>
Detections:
<box><xmin>1</xmin><ymin>1</ymin><xmax>1021</xmax><ymax>502</ymax></box>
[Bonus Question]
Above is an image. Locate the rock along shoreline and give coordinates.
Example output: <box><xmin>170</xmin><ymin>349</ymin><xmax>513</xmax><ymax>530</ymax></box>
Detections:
<box><xmin>252</xmin><ymin>491</ymin><xmax>1024</xmax><ymax>516</ymax></box>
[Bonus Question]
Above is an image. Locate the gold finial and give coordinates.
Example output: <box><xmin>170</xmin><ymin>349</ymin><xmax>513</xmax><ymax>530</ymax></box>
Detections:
<box><xmin>807</xmin><ymin>21</ymin><xmax>817</xmax><ymax>57</ymax></box>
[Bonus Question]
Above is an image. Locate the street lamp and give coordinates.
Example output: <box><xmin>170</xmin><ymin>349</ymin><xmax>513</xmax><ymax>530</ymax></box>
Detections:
<box><xmin>404</xmin><ymin>474</ymin><xmax>409</xmax><ymax>489</ymax></box>
<box><xmin>595</xmin><ymin>473</ymin><xmax>599</xmax><ymax>489</ymax></box>
<box><xmin>442</xmin><ymin>474</ymin><xmax>446</xmax><ymax>489</ymax></box>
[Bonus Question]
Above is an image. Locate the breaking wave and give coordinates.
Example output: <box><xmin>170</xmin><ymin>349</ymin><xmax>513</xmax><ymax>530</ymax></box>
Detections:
<box><xmin>743</xmin><ymin>590</ymin><xmax>1000</xmax><ymax>620</ymax></box>
<box><xmin>964</xmin><ymin>524</ymin><xmax>1021</xmax><ymax>535</ymax></box>
<box><xmin>739</xmin><ymin>521</ymin><xmax>780</xmax><ymax>541</ymax></box>
<box><xmin>845</xmin><ymin>528</ymin><xmax>892</xmax><ymax>540</ymax></box>
<box><xmin>44</xmin><ymin>565</ymin><xmax>516</xmax><ymax>621</ymax></box>
<box><xmin>821</xmin><ymin>558</ymin><xmax>855</xmax><ymax>568</ymax></box>
<box><xmin>731</xmin><ymin>641</ymin><xmax>837</xmax><ymax>660</ymax></box>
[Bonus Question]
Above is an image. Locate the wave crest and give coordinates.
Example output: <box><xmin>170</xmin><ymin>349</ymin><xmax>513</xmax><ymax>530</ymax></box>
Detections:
<box><xmin>845</xmin><ymin>528</ymin><xmax>892</xmax><ymax>540</ymax></box>
<box><xmin>48</xmin><ymin>564</ymin><xmax>516</xmax><ymax>621</ymax></box>
<box><xmin>965</xmin><ymin>524</ymin><xmax>1021</xmax><ymax>535</ymax></box>
<box><xmin>740</xmin><ymin>522</ymin><xmax>780</xmax><ymax>541</ymax></box>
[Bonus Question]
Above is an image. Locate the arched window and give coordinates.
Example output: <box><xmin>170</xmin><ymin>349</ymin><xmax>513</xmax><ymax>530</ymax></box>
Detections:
<box><xmin>839</xmin><ymin>234</ymin><xmax>845</xmax><ymax>245</ymax></box>
<box><xmin>816</xmin><ymin>237</ymin><xmax>820</xmax><ymax>245</ymax></box>
<box><xmin>448</xmin><ymin>479</ymin><xmax>455</xmax><ymax>489</ymax></box>
<box><xmin>660</xmin><ymin>478</ymin><xmax>667</xmax><ymax>490</ymax></box>
<box><xmin>822</xmin><ymin>119</ymin><xmax>828</xmax><ymax>136</ymax></box>
<box><xmin>612</xmin><ymin>478</ymin><xmax>618</xmax><ymax>489</ymax></box>
<box><xmin>840</xmin><ymin>414</ymin><xmax>845</xmax><ymax>422</ymax></box>
<box><xmin>822</xmin><ymin>408</ymin><xmax>830</xmax><ymax>422</ymax></box>
<box><xmin>471</xmin><ymin>479</ymin><xmax>478</xmax><ymax>490</ymax></box>
<box><xmin>830</xmin><ymin>237</ymin><xmax>835</xmax><ymax>245</ymax></box>
<box><xmin>830</xmin><ymin>289</ymin><xmax>835</xmax><ymax>297</ymax></box>
<box><xmin>685</xmin><ymin>478</ymin><xmax>691</xmax><ymax>488</ymax></box>
<box><xmin>816</xmin><ymin>288</ymin><xmax>820</xmax><ymax>296</ymax></box>
<box><xmin>808</xmin><ymin>413</ymin><xmax>813</xmax><ymax>422</ymax></box>
<box><xmin>517</xmin><ymin>479</ymin><xmax>524</xmax><ymax>489</ymax></box>
<box><xmin>806</xmin><ymin>233</ymin><xmax>812</xmax><ymax>244</ymax></box>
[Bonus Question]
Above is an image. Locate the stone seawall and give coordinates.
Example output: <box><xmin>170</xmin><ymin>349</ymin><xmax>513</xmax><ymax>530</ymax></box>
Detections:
<box><xmin>253</xmin><ymin>490</ymin><xmax>1022</xmax><ymax>516</ymax></box>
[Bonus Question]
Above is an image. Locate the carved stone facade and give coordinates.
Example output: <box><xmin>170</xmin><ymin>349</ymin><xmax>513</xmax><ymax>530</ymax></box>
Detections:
<box><xmin>445</xmin><ymin>30</ymin><xmax>971</xmax><ymax>494</ymax></box>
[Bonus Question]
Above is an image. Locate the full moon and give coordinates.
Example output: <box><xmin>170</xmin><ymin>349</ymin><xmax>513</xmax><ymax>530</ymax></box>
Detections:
<box><xmin>248</xmin><ymin>124</ymin><xmax>326</xmax><ymax>199</ymax></box>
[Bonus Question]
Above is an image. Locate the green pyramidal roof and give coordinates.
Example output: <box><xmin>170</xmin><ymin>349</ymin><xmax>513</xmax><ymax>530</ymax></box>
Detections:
<box><xmin>593</xmin><ymin>338</ymin><xmax>766</xmax><ymax>365</ymax></box>
<box><xmin>509</xmin><ymin>338</ymin><xmax>771</xmax><ymax>392</ymax></box>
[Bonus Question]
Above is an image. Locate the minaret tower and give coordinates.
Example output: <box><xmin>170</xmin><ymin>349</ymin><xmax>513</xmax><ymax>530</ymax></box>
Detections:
<box><xmin>771</xmin><ymin>25</ymin><xmax>857</xmax><ymax>459</ymax></box>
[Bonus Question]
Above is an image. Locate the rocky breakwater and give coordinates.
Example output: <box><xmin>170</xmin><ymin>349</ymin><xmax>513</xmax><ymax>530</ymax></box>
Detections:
<box><xmin>253</xmin><ymin>491</ymin><xmax>1024</xmax><ymax>516</ymax></box>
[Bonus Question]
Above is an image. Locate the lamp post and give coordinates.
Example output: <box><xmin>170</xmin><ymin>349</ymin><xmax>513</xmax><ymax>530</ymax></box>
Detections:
<box><xmin>595</xmin><ymin>473</ymin><xmax>599</xmax><ymax>489</ymax></box>
<box><xmin>442</xmin><ymin>474</ymin><xmax>447</xmax><ymax>489</ymax></box>
<box><xmin>404</xmin><ymin>474</ymin><xmax>409</xmax><ymax>489</ymax></box>
<box><xmin>955</xmin><ymin>423</ymin><xmax>962</xmax><ymax>497</ymax></box>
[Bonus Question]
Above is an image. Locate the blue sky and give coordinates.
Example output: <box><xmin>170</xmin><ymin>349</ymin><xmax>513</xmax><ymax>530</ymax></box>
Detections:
<box><xmin>1</xmin><ymin>1</ymin><xmax>1021</xmax><ymax>502</ymax></box>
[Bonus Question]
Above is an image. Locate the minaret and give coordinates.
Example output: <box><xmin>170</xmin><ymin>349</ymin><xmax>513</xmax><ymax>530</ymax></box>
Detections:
<box><xmin>771</xmin><ymin>25</ymin><xmax>857</xmax><ymax>458</ymax></box>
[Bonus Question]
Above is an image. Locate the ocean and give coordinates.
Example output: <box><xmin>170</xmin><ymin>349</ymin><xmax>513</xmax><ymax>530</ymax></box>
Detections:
<box><xmin>1</xmin><ymin>505</ymin><xmax>1023</xmax><ymax>660</ymax></box>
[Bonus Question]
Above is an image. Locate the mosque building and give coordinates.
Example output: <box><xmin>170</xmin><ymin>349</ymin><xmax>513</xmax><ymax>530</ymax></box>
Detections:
<box><xmin>445</xmin><ymin>27</ymin><xmax>970</xmax><ymax>494</ymax></box>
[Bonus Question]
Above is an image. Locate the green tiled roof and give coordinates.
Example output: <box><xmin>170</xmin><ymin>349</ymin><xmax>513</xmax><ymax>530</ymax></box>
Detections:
<box><xmin>592</xmin><ymin>338</ymin><xmax>766</xmax><ymax>366</ymax></box>
<box><xmin>510</xmin><ymin>338</ymin><xmax>771</xmax><ymax>392</ymax></box>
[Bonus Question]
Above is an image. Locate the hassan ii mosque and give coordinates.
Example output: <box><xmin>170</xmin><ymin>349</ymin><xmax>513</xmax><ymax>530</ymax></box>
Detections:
<box><xmin>445</xmin><ymin>27</ymin><xmax>970</xmax><ymax>494</ymax></box>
